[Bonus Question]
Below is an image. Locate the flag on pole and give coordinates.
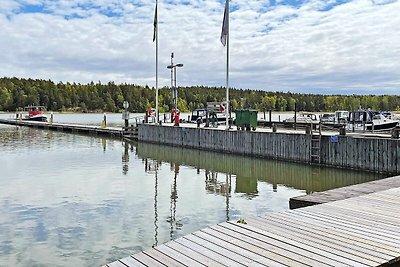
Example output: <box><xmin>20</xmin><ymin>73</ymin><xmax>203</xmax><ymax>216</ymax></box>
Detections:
<box><xmin>220</xmin><ymin>0</ymin><xmax>229</xmax><ymax>46</ymax></box>
<box><xmin>153</xmin><ymin>3</ymin><xmax>157</xmax><ymax>42</ymax></box>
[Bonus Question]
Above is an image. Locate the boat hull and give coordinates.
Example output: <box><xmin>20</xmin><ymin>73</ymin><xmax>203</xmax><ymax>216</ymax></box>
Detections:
<box><xmin>23</xmin><ymin>116</ymin><xmax>48</xmax><ymax>122</ymax></box>
<box><xmin>366</xmin><ymin>121</ymin><xmax>398</xmax><ymax>131</ymax></box>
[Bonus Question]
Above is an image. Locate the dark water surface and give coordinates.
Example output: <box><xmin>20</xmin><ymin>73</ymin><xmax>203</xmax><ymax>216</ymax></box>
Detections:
<box><xmin>0</xmin><ymin>117</ymin><xmax>385</xmax><ymax>266</ymax></box>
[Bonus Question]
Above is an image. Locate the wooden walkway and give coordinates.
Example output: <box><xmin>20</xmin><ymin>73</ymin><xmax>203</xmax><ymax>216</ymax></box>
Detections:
<box><xmin>289</xmin><ymin>175</ymin><xmax>400</xmax><ymax>209</ymax></box>
<box><xmin>105</xmin><ymin>187</ymin><xmax>400</xmax><ymax>267</ymax></box>
<box><xmin>0</xmin><ymin>118</ymin><xmax>139</xmax><ymax>138</ymax></box>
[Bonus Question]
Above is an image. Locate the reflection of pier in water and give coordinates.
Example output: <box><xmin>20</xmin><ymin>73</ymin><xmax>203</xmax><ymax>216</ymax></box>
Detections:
<box><xmin>119</xmin><ymin>140</ymin><xmax>385</xmax><ymax>247</ymax></box>
<box><xmin>135</xmin><ymin>142</ymin><xmax>385</xmax><ymax>194</ymax></box>
<box><xmin>205</xmin><ymin>171</ymin><xmax>232</xmax><ymax>221</ymax></box>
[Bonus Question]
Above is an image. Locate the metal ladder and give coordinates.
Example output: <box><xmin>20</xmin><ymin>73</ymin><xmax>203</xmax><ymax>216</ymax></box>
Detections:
<box><xmin>310</xmin><ymin>124</ymin><xmax>322</xmax><ymax>164</ymax></box>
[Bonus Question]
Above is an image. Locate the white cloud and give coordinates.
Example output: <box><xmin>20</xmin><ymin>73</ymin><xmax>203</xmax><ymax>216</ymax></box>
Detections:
<box><xmin>0</xmin><ymin>0</ymin><xmax>399</xmax><ymax>94</ymax></box>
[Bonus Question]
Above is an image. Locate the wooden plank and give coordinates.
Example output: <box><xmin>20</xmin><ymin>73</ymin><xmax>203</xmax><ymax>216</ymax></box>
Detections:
<box><xmin>282</xmin><ymin>210</ymin><xmax>400</xmax><ymax>247</ymax></box>
<box><xmin>244</xmin><ymin>217</ymin><xmax>381</xmax><ymax>266</ymax></box>
<box><xmin>153</xmin><ymin>244</ymin><xmax>204</xmax><ymax>267</ymax></box>
<box><xmin>326</xmin><ymin>200</ymin><xmax>400</xmax><ymax>222</ymax></box>
<box><xmin>194</xmin><ymin>229</ymin><xmax>297</xmax><ymax>267</ymax></box>
<box><xmin>224</xmin><ymin>221</ymin><xmax>369</xmax><ymax>267</ymax></box>
<box><xmin>290</xmin><ymin>176</ymin><xmax>400</xmax><ymax>208</ymax></box>
<box><xmin>254</xmin><ymin>213</ymin><xmax>392</xmax><ymax>262</ymax></box>
<box><xmin>205</xmin><ymin>225</ymin><xmax>341</xmax><ymax>267</ymax></box>
<box><xmin>264</xmin><ymin>211</ymin><xmax>399</xmax><ymax>258</ymax></box>
<box><xmin>118</xmin><ymin>256</ymin><xmax>147</xmax><ymax>267</ymax></box>
<box><xmin>310</xmin><ymin>201</ymin><xmax>400</xmax><ymax>228</ymax></box>
<box><xmin>210</xmin><ymin>224</ymin><xmax>350</xmax><ymax>267</ymax></box>
<box><xmin>107</xmin><ymin>260</ymin><xmax>129</xmax><ymax>267</ymax></box>
<box><xmin>165</xmin><ymin>241</ymin><xmax>225</xmax><ymax>267</ymax></box>
<box><xmin>131</xmin><ymin>252</ymin><xmax>166</xmax><ymax>267</ymax></box>
<box><xmin>290</xmin><ymin>207</ymin><xmax>400</xmax><ymax>249</ymax></box>
<box><xmin>175</xmin><ymin>235</ymin><xmax>247</xmax><ymax>266</ymax></box>
<box><xmin>183</xmin><ymin>234</ymin><xmax>257</xmax><ymax>266</ymax></box>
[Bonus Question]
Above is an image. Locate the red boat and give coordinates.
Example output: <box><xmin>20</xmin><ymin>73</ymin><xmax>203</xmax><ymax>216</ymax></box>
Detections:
<box><xmin>24</xmin><ymin>106</ymin><xmax>48</xmax><ymax>122</ymax></box>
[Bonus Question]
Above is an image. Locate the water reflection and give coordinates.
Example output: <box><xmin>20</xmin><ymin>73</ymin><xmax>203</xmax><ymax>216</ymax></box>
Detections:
<box><xmin>153</xmin><ymin>161</ymin><xmax>159</xmax><ymax>248</ymax></box>
<box><xmin>0</xmin><ymin>126</ymin><xmax>386</xmax><ymax>267</ymax></box>
<box><xmin>129</xmin><ymin>140</ymin><xmax>385</xmax><ymax>247</ymax></box>
<box><xmin>135</xmin><ymin>142</ymin><xmax>384</xmax><ymax>195</ymax></box>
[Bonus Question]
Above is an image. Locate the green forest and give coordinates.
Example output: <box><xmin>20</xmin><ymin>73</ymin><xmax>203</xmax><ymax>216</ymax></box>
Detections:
<box><xmin>0</xmin><ymin>77</ymin><xmax>399</xmax><ymax>113</ymax></box>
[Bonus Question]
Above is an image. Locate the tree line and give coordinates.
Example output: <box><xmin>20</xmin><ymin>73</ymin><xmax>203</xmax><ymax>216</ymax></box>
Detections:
<box><xmin>0</xmin><ymin>77</ymin><xmax>399</xmax><ymax>113</ymax></box>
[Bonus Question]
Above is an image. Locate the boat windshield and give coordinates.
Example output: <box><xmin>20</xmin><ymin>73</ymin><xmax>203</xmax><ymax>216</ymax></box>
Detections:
<box><xmin>192</xmin><ymin>109</ymin><xmax>206</xmax><ymax>117</ymax></box>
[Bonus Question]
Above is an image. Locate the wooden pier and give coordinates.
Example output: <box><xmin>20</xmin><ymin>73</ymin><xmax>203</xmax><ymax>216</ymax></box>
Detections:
<box><xmin>2</xmin><ymin>119</ymin><xmax>399</xmax><ymax>174</ymax></box>
<box><xmin>138</xmin><ymin>124</ymin><xmax>400</xmax><ymax>174</ymax></box>
<box><xmin>105</xmin><ymin>186</ymin><xmax>400</xmax><ymax>267</ymax></box>
<box><xmin>289</xmin><ymin>175</ymin><xmax>400</xmax><ymax>209</ymax></box>
<box><xmin>0</xmin><ymin>118</ymin><xmax>139</xmax><ymax>138</ymax></box>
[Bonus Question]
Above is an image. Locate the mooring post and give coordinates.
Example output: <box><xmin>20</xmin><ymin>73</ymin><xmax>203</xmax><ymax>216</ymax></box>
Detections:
<box><xmin>269</xmin><ymin>109</ymin><xmax>272</xmax><ymax>128</ymax></box>
<box><xmin>102</xmin><ymin>113</ymin><xmax>107</xmax><ymax>128</ymax></box>
<box><xmin>294</xmin><ymin>102</ymin><xmax>297</xmax><ymax>130</ymax></box>
<box><xmin>392</xmin><ymin>128</ymin><xmax>399</xmax><ymax>139</ymax></box>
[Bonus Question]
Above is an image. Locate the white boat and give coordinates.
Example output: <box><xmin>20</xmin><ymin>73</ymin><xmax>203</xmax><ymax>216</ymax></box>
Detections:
<box><xmin>349</xmin><ymin>110</ymin><xmax>398</xmax><ymax>131</ymax></box>
<box><xmin>335</xmin><ymin>110</ymin><xmax>349</xmax><ymax>123</ymax></box>
<box><xmin>284</xmin><ymin>112</ymin><xmax>319</xmax><ymax>124</ymax></box>
<box><xmin>320</xmin><ymin>113</ymin><xmax>335</xmax><ymax>123</ymax></box>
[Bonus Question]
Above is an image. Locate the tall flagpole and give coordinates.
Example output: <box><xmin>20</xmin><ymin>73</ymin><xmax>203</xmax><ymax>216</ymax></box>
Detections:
<box><xmin>155</xmin><ymin>0</ymin><xmax>159</xmax><ymax>124</ymax></box>
<box><xmin>225</xmin><ymin>0</ymin><xmax>230</xmax><ymax>130</ymax></box>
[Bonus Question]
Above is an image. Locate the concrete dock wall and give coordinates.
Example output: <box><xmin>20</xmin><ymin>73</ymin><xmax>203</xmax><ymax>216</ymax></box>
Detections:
<box><xmin>138</xmin><ymin>124</ymin><xmax>399</xmax><ymax>174</ymax></box>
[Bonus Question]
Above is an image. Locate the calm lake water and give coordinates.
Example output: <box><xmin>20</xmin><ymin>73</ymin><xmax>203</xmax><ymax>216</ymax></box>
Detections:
<box><xmin>0</xmin><ymin>113</ymin><xmax>385</xmax><ymax>266</ymax></box>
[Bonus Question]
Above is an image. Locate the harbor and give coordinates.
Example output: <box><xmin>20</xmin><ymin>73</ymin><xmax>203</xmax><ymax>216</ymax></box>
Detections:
<box><xmin>0</xmin><ymin>113</ymin><xmax>399</xmax><ymax>266</ymax></box>
<box><xmin>2</xmin><ymin>0</ymin><xmax>400</xmax><ymax>265</ymax></box>
<box><xmin>1</xmin><ymin>113</ymin><xmax>399</xmax><ymax>174</ymax></box>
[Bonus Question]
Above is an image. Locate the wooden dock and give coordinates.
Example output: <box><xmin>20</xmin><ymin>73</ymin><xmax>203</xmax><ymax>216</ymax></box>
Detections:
<box><xmin>105</xmin><ymin>186</ymin><xmax>400</xmax><ymax>267</ymax></box>
<box><xmin>138</xmin><ymin>124</ymin><xmax>400</xmax><ymax>174</ymax></box>
<box><xmin>0</xmin><ymin>118</ymin><xmax>139</xmax><ymax>138</ymax></box>
<box><xmin>289</xmin><ymin>175</ymin><xmax>400</xmax><ymax>209</ymax></box>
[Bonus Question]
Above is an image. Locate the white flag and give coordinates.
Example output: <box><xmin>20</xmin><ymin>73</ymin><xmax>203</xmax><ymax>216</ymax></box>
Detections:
<box><xmin>220</xmin><ymin>0</ymin><xmax>229</xmax><ymax>46</ymax></box>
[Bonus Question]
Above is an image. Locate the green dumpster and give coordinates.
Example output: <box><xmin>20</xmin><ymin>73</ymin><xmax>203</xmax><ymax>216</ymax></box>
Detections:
<box><xmin>235</xmin><ymin>109</ymin><xmax>257</xmax><ymax>131</ymax></box>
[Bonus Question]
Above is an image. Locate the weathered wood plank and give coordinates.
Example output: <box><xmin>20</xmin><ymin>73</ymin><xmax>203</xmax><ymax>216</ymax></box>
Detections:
<box><xmin>107</xmin><ymin>260</ymin><xmax>130</xmax><ymax>267</ymax></box>
<box><xmin>264</xmin><ymin>211</ymin><xmax>399</xmax><ymax>258</ymax></box>
<box><xmin>131</xmin><ymin>252</ymin><xmax>166</xmax><ymax>267</ymax></box>
<box><xmin>152</xmin><ymin>244</ymin><xmax>203</xmax><ymax>267</ymax></box>
<box><xmin>291</xmin><ymin>210</ymin><xmax>400</xmax><ymax>253</ymax></box>
<box><xmin>183</xmin><ymin>234</ymin><xmax>257</xmax><ymax>266</ymax></box>
<box><xmin>194</xmin><ymin>229</ymin><xmax>296</xmax><ymax>267</ymax></box>
<box><xmin>245</xmin><ymin>217</ymin><xmax>381</xmax><ymax>266</ymax></box>
<box><xmin>290</xmin><ymin>175</ymin><xmax>400</xmax><ymax>209</ymax></box>
<box><xmin>118</xmin><ymin>256</ymin><xmax>147</xmax><ymax>267</ymax></box>
<box><xmin>138</xmin><ymin>124</ymin><xmax>400</xmax><ymax>174</ymax></box>
<box><xmin>224</xmin><ymin>221</ymin><xmax>369</xmax><ymax>267</ymax></box>
<box><xmin>175</xmin><ymin>235</ymin><xmax>246</xmax><ymax>266</ymax></box>
<box><xmin>165</xmin><ymin>241</ymin><xmax>224</xmax><ymax>267</ymax></box>
<box><xmin>206</xmin><ymin>225</ymin><xmax>341</xmax><ymax>267</ymax></box>
<box><xmin>289</xmin><ymin>210</ymin><xmax>400</xmax><ymax>246</ymax></box>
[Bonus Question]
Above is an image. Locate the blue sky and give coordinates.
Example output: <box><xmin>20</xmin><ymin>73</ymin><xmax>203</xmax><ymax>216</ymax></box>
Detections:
<box><xmin>1</xmin><ymin>0</ymin><xmax>399</xmax><ymax>94</ymax></box>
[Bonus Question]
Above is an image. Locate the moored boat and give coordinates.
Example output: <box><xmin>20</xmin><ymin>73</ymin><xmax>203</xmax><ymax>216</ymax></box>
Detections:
<box><xmin>284</xmin><ymin>112</ymin><xmax>319</xmax><ymax>124</ymax></box>
<box><xmin>349</xmin><ymin>109</ymin><xmax>398</xmax><ymax>131</ymax></box>
<box><xmin>23</xmin><ymin>105</ymin><xmax>48</xmax><ymax>122</ymax></box>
